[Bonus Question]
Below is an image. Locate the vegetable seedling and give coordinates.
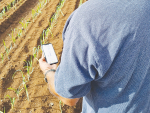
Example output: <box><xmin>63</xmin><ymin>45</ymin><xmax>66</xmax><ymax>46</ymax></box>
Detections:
<box><xmin>5</xmin><ymin>95</ymin><xmax>15</xmax><ymax>109</ymax></box>
<box><xmin>3</xmin><ymin>40</ymin><xmax>10</xmax><ymax>59</ymax></box>
<box><xmin>33</xmin><ymin>46</ymin><xmax>40</xmax><ymax>61</ymax></box>
<box><xmin>0</xmin><ymin>107</ymin><xmax>5</xmax><ymax>113</ymax></box>
<box><xmin>1</xmin><ymin>53</ymin><xmax>4</xmax><ymax>63</ymax></box>
<box><xmin>12</xmin><ymin>70</ymin><xmax>29</xmax><ymax>101</ymax></box>
<box><xmin>24</xmin><ymin>56</ymin><xmax>34</xmax><ymax>81</ymax></box>
<box><xmin>7</xmin><ymin>87</ymin><xmax>23</xmax><ymax>100</ymax></box>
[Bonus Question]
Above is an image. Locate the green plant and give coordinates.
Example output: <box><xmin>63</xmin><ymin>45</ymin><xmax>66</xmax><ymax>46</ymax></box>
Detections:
<box><xmin>5</xmin><ymin>95</ymin><xmax>15</xmax><ymax>109</ymax></box>
<box><xmin>12</xmin><ymin>70</ymin><xmax>29</xmax><ymax>101</ymax></box>
<box><xmin>9</xmin><ymin>29</ymin><xmax>16</xmax><ymax>44</ymax></box>
<box><xmin>59</xmin><ymin>100</ymin><xmax>64</xmax><ymax>113</ymax></box>
<box><xmin>7</xmin><ymin>3</ymin><xmax>11</xmax><ymax>11</ymax></box>
<box><xmin>12</xmin><ymin>0</ymin><xmax>16</xmax><ymax>7</ymax></box>
<box><xmin>19</xmin><ymin>20</ymin><xmax>30</xmax><ymax>31</ymax></box>
<box><xmin>1</xmin><ymin>53</ymin><xmax>4</xmax><ymax>63</ymax></box>
<box><xmin>47</xmin><ymin>23</ymin><xmax>54</xmax><ymax>38</ymax></box>
<box><xmin>37</xmin><ymin>4</ymin><xmax>42</xmax><ymax>14</ymax></box>
<box><xmin>79</xmin><ymin>0</ymin><xmax>83</xmax><ymax>6</ymax></box>
<box><xmin>0</xmin><ymin>13</ymin><xmax>2</xmax><ymax>19</ymax></box>
<box><xmin>24</xmin><ymin>56</ymin><xmax>34</xmax><ymax>80</ymax></box>
<box><xmin>17</xmin><ymin>28</ymin><xmax>23</xmax><ymax>39</ymax></box>
<box><xmin>44</xmin><ymin>0</ymin><xmax>65</xmax><ymax>40</ymax></box>
<box><xmin>32</xmin><ymin>9</ymin><xmax>36</xmax><ymax>20</ymax></box>
<box><xmin>7</xmin><ymin>87</ymin><xmax>23</xmax><ymax>100</ymax></box>
<box><xmin>0</xmin><ymin>7</ymin><xmax>6</xmax><ymax>19</ymax></box>
<box><xmin>33</xmin><ymin>46</ymin><xmax>40</xmax><ymax>61</ymax></box>
<box><xmin>40</xmin><ymin>30</ymin><xmax>46</xmax><ymax>45</ymax></box>
<box><xmin>0</xmin><ymin>0</ymin><xmax>20</xmax><ymax>19</ymax></box>
<box><xmin>0</xmin><ymin>107</ymin><xmax>5</xmax><ymax>113</ymax></box>
<box><xmin>3</xmin><ymin>40</ymin><xmax>9</xmax><ymax>59</ymax></box>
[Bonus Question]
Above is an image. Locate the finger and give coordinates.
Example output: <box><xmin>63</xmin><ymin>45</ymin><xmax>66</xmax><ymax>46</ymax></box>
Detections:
<box><xmin>42</xmin><ymin>53</ymin><xmax>44</xmax><ymax>58</ymax></box>
<box><xmin>42</xmin><ymin>54</ymin><xmax>46</xmax><ymax>61</ymax></box>
<box><xmin>39</xmin><ymin>54</ymin><xmax>45</xmax><ymax>62</ymax></box>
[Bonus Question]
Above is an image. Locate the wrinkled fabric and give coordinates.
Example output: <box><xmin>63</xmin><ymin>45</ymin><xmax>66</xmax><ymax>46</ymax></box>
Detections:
<box><xmin>55</xmin><ymin>0</ymin><xmax>150</xmax><ymax>112</ymax></box>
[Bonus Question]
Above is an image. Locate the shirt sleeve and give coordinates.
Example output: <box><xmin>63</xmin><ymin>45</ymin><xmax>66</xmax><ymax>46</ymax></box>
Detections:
<box><xmin>54</xmin><ymin>10</ymin><xmax>98</xmax><ymax>99</ymax></box>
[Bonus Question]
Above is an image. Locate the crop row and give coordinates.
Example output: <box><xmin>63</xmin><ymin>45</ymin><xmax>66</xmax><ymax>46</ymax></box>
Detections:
<box><xmin>0</xmin><ymin>0</ymin><xmax>69</xmax><ymax>112</ymax></box>
<box><xmin>0</xmin><ymin>0</ymin><xmax>22</xmax><ymax>19</ymax></box>
<box><xmin>0</xmin><ymin>0</ymin><xmax>84</xmax><ymax>112</ymax></box>
<box><xmin>0</xmin><ymin>0</ymin><xmax>50</xmax><ymax>63</ymax></box>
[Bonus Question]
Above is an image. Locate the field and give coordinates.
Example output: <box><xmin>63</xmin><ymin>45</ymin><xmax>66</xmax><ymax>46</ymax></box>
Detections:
<box><xmin>0</xmin><ymin>0</ymin><xmax>86</xmax><ymax>112</ymax></box>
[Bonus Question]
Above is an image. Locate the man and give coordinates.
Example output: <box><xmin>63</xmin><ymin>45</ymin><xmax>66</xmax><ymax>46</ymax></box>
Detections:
<box><xmin>39</xmin><ymin>0</ymin><xmax>150</xmax><ymax>112</ymax></box>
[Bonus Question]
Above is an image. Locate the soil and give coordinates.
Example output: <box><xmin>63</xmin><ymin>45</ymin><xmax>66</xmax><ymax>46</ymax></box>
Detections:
<box><xmin>0</xmin><ymin>0</ymin><xmax>87</xmax><ymax>112</ymax></box>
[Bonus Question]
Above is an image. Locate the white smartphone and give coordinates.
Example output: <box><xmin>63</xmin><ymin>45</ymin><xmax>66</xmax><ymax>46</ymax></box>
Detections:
<box><xmin>41</xmin><ymin>43</ymin><xmax>58</xmax><ymax>65</ymax></box>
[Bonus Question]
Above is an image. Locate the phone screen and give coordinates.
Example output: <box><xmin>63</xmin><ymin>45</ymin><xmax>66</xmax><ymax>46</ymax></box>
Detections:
<box><xmin>41</xmin><ymin>43</ymin><xmax>58</xmax><ymax>64</ymax></box>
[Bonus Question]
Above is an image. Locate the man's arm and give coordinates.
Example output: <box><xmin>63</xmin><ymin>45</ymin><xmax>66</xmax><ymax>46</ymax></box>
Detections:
<box><xmin>39</xmin><ymin>55</ymin><xmax>80</xmax><ymax>106</ymax></box>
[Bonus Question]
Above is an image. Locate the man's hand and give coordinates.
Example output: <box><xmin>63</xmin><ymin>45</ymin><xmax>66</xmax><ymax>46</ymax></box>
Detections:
<box><xmin>39</xmin><ymin>54</ymin><xmax>57</xmax><ymax>74</ymax></box>
<box><xmin>39</xmin><ymin>54</ymin><xmax>80</xmax><ymax>106</ymax></box>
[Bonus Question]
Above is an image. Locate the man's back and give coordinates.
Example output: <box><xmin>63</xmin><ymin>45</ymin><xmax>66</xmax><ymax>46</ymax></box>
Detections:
<box><xmin>55</xmin><ymin>0</ymin><xmax>150</xmax><ymax>112</ymax></box>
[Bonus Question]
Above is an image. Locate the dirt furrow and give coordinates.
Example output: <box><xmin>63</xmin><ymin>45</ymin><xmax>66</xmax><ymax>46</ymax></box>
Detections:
<box><xmin>0</xmin><ymin>0</ymin><xmax>87</xmax><ymax>112</ymax></box>
<box><xmin>0</xmin><ymin>0</ymin><xmax>14</xmax><ymax>11</ymax></box>
<box><xmin>0</xmin><ymin>0</ymin><xmax>39</xmax><ymax>44</ymax></box>
<box><xmin>0</xmin><ymin>0</ymin><xmax>49</xmax><ymax>61</ymax></box>
<box><xmin>51</xmin><ymin>0</ymin><xmax>80</xmax><ymax>38</ymax></box>
<box><xmin>0</xmin><ymin>0</ymin><xmax>60</xmax><ymax>73</ymax></box>
<box><xmin>0</xmin><ymin>0</ymin><xmax>63</xmax><ymax>112</ymax></box>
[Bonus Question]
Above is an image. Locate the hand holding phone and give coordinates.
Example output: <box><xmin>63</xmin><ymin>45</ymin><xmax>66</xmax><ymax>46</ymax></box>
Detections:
<box><xmin>41</xmin><ymin>43</ymin><xmax>58</xmax><ymax>65</ymax></box>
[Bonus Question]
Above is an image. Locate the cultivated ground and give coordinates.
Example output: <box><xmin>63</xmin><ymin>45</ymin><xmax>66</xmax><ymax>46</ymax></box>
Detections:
<box><xmin>0</xmin><ymin>0</ymin><xmax>86</xmax><ymax>112</ymax></box>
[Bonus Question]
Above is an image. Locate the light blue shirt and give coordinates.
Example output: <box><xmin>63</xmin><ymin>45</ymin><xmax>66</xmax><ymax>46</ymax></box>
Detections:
<box><xmin>55</xmin><ymin>0</ymin><xmax>150</xmax><ymax>112</ymax></box>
